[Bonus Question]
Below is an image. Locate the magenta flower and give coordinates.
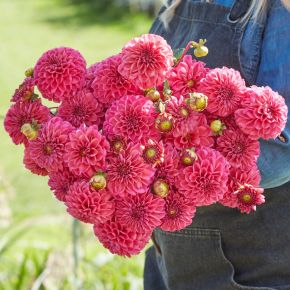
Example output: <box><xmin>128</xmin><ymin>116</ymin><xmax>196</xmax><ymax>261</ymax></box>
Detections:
<box><xmin>23</xmin><ymin>145</ymin><xmax>48</xmax><ymax>176</ymax></box>
<box><xmin>64</xmin><ymin>125</ymin><xmax>109</xmax><ymax>178</ymax></box>
<box><xmin>118</xmin><ymin>34</ymin><xmax>174</xmax><ymax>89</ymax></box>
<box><xmin>11</xmin><ymin>77</ymin><xmax>35</xmax><ymax>103</ymax></box>
<box><xmin>34</xmin><ymin>47</ymin><xmax>86</xmax><ymax>102</ymax></box>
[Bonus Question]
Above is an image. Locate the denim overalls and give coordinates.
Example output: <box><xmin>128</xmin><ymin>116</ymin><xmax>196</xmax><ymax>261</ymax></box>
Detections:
<box><xmin>144</xmin><ymin>1</ymin><xmax>290</xmax><ymax>289</ymax></box>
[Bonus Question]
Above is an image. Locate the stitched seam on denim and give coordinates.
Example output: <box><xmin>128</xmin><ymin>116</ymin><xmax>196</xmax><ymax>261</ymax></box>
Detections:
<box><xmin>157</xmin><ymin>228</ymin><xmax>220</xmax><ymax>237</ymax></box>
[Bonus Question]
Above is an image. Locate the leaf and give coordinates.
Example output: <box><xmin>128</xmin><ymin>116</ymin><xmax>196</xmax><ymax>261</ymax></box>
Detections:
<box><xmin>173</xmin><ymin>48</ymin><xmax>185</xmax><ymax>62</ymax></box>
<box><xmin>14</xmin><ymin>252</ymin><xmax>29</xmax><ymax>290</ymax></box>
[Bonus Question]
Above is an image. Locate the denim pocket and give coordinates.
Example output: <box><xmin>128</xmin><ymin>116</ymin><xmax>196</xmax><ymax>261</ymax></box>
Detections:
<box><xmin>154</xmin><ymin>228</ymin><xmax>275</xmax><ymax>290</ymax></box>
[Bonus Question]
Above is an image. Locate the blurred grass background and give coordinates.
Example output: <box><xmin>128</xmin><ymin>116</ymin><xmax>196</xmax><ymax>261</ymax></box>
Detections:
<box><xmin>0</xmin><ymin>0</ymin><xmax>159</xmax><ymax>289</ymax></box>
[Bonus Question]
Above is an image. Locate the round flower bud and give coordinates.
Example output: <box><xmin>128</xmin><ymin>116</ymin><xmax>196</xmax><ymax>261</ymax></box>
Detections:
<box><xmin>145</xmin><ymin>88</ymin><xmax>161</xmax><ymax>103</ymax></box>
<box><xmin>90</xmin><ymin>172</ymin><xmax>107</xmax><ymax>190</ymax></box>
<box><xmin>186</xmin><ymin>92</ymin><xmax>208</xmax><ymax>112</ymax></box>
<box><xmin>152</xmin><ymin>179</ymin><xmax>169</xmax><ymax>198</ymax></box>
<box><xmin>210</xmin><ymin>120</ymin><xmax>225</xmax><ymax>135</ymax></box>
<box><xmin>155</xmin><ymin>116</ymin><xmax>173</xmax><ymax>133</ymax></box>
<box><xmin>25</xmin><ymin>67</ymin><xmax>34</xmax><ymax>77</ymax></box>
<box><xmin>21</xmin><ymin>123</ymin><xmax>38</xmax><ymax>140</ymax></box>
<box><xmin>194</xmin><ymin>46</ymin><xmax>209</xmax><ymax>58</ymax></box>
<box><xmin>180</xmin><ymin>149</ymin><xmax>197</xmax><ymax>166</ymax></box>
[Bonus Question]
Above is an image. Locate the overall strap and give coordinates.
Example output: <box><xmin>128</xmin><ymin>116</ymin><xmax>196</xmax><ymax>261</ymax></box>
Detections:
<box><xmin>228</xmin><ymin>0</ymin><xmax>253</xmax><ymax>21</ymax></box>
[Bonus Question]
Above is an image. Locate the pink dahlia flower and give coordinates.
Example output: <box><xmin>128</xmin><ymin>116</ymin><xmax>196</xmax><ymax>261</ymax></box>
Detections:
<box><xmin>11</xmin><ymin>77</ymin><xmax>35</xmax><ymax>103</ymax></box>
<box><xmin>4</xmin><ymin>99</ymin><xmax>50</xmax><ymax>145</ymax></box>
<box><xmin>48</xmin><ymin>167</ymin><xmax>79</xmax><ymax>202</ymax></box>
<box><xmin>29</xmin><ymin>117</ymin><xmax>74</xmax><ymax>172</ymax></box>
<box><xmin>168</xmin><ymin>55</ymin><xmax>208</xmax><ymax>97</ymax></box>
<box><xmin>34</xmin><ymin>47</ymin><xmax>86</xmax><ymax>102</ymax></box>
<box><xmin>23</xmin><ymin>146</ymin><xmax>48</xmax><ymax>176</ymax></box>
<box><xmin>92</xmin><ymin>54</ymin><xmax>140</xmax><ymax>105</ymax></box>
<box><xmin>107</xmin><ymin>143</ymin><xmax>155</xmax><ymax>196</ymax></box>
<box><xmin>141</xmin><ymin>139</ymin><xmax>164</xmax><ymax>166</ymax></box>
<box><xmin>64</xmin><ymin>125</ymin><xmax>109</xmax><ymax>178</ymax></box>
<box><xmin>115</xmin><ymin>191</ymin><xmax>165</xmax><ymax>233</ymax></box>
<box><xmin>94</xmin><ymin>217</ymin><xmax>151</xmax><ymax>257</ymax></box>
<box><xmin>199</xmin><ymin>67</ymin><xmax>247</xmax><ymax>117</ymax></box>
<box><xmin>219</xmin><ymin>166</ymin><xmax>261</xmax><ymax>208</ymax></box>
<box><xmin>58</xmin><ymin>90</ymin><xmax>102</xmax><ymax>128</ymax></box>
<box><xmin>236</xmin><ymin>184</ymin><xmax>265</xmax><ymax>214</ymax></box>
<box><xmin>66</xmin><ymin>180</ymin><xmax>114</xmax><ymax>224</ymax></box>
<box><xmin>177</xmin><ymin>147</ymin><xmax>230</xmax><ymax>206</ymax></box>
<box><xmin>103</xmin><ymin>95</ymin><xmax>160</xmax><ymax>144</ymax></box>
<box><xmin>84</xmin><ymin>62</ymin><xmax>100</xmax><ymax>93</ymax></box>
<box><xmin>235</xmin><ymin>86</ymin><xmax>288</xmax><ymax>140</ymax></box>
<box><xmin>216</xmin><ymin>129</ymin><xmax>260</xmax><ymax>169</ymax></box>
<box><xmin>160</xmin><ymin>191</ymin><xmax>196</xmax><ymax>232</ymax></box>
<box><xmin>118</xmin><ymin>34</ymin><xmax>174</xmax><ymax>89</ymax></box>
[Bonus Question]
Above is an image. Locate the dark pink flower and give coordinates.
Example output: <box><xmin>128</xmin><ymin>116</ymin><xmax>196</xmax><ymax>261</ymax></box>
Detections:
<box><xmin>177</xmin><ymin>147</ymin><xmax>230</xmax><ymax>206</ymax></box>
<box><xmin>64</xmin><ymin>125</ymin><xmax>109</xmax><ymax>178</ymax></box>
<box><xmin>107</xmin><ymin>143</ymin><xmax>155</xmax><ymax>196</ymax></box>
<box><xmin>65</xmin><ymin>180</ymin><xmax>114</xmax><ymax>223</ymax></box>
<box><xmin>34</xmin><ymin>47</ymin><xmax>86</xmax><ymax>102</ymax></box>
<box><xmin>199</xmin><ymin>67</ymin><xmax>247</xmax><ymax>117</ymax></box>
<box><xmin>216</xmin><ymin>129</ymin><xmax>260</xmax><ymax>169</ymax></box>
<box><xmin>118</xmin><ymin>34</ymin><xmax>174</xmax><ymax>89</ymax></box>
<box><xmin>168</xmin><ymin>55</ymin><xmax>208</xmax><ymax>97</ymax></box>
<box><xmin>91</xmin><ymin>54</ymin><xmax>140</xmax><ymax>105</ymax></box>
<box><xmin>4</xmin><ymin>99</ymin><xmax>50</xmax><ymax>145</ymax></box>
<box><xmin>235</xmin><ymin>86</ymin><xmax>288</xmax><ymax>140</ymax></box>
<box><xmin>23</xmin><ymin>145</ymin><xmax>48</xmax><ymax>176</ymax></box>
<box><xmin>141</xmin><ymin>139</ymin><xmax>164</xmax><ymax>166</ymax></box>
<box><xmin>103</xmin><ymin>95</ymin><xmax>160</xmax><ymax>144</ymax></box>
<box><xmin>94</xmin><ymin>217</ymin><xmax>151</xmax><ymax>257</ymax></box>
<box><xmin>84</xmin><ymin>62</ymin><xmax>100</xmax><ymax>93</ymax></box>
<box><xmin>11</xmin><ymin>77</ymin><xmax>35</xmax><ymax>102</ymax></box>
<box><xmin>29</xmin><ymin>117</ymin><xmax>74</xmax><ymax>172</ymax></box>
<box><xmin>58</xmin><ymin>90</ymin><xmax>102</xmax><ymax>128</ymax></box>
<box><xmin>115</xmin><ymin>191</ymin><xmax>165</xmax><ymax>233</ymax></box>
<box><xmin>160</xmin><ymin>191</ymin><xmax>196</xmax><ymax>232</ymax></box>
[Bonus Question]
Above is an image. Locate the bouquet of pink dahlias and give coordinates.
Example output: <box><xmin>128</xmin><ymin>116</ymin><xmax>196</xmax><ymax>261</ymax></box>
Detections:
<box><xmin>4</xmin><ymin>34</ymin><xmax>288</xmax><ymax>256</ymax></box>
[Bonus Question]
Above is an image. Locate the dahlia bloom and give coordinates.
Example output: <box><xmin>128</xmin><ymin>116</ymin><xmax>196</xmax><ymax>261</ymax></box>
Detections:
<box><xmin>103</xmin><ymin>95</ymin><xmax>160</xmax><ymax>144</ymax></box>
<box><xmin>160</xmin><ymin>191</ymin><xmax>196</xmax><ymax>232</ymax></box>
<box><xmin>29</xmin><ymin>117</ymin><xmax>74</xmax><ymax>172</ymax></box>
<box><xmin>177</xmin><ymin>147</ymin><xmax>230</xmax><ymax>206</ymax></box>
<box><xmin>65</xmin><ymin>180</ymin><xmax>115</xmax><ymax>224</ymax></box>
<box><xmin>107</xmin><ymin>143</ymin><xmax>155</xmax><ymax>196</ymax></box>
<box><xmin>23</xmin><ymin>146</ymin><xmax>48</xmax><ymax>176</ymax></box>
<box><xmin>235</xmin><ymin>86</ymin><xmax>288</xmax><ymax>140</ymax></box>
<box><xmin>199</xmin><ymin>67</ymin><xmax>247</xmax><ymax>117</ymax></box>
<box><xmin>84</xmin><ymin>62</ymin><xmax>100</xmax><ymax>93</ymax></box>
<box><xmin>64</xmin><ymin>125</ymin><xmax>109</xmax><ymax>177</ymax></box>
<box><xmin>115</xmin><ymin>191</ymin><xmax>165</xmax><ymax>233</ymax></box>
<box><xmin>11</xmin><ymin>77</ymin><xmax>35</xmax><ymax>102</ymax></box>
<box><xmin>235</xmin><ymin>184</ymin><xmax>265</xmax><ymax>214</ymax></box>
<box><xmin>118</xmin><ymin>34</ymin><xmax>174</xmax><ymax>89</ymax></box>
<box><xmin>48</xmin><ymin>167</ymin><xmax>79</xmax><ymax>202</ymax></box>
<box><xmin>4</xmin><ymin>99</ymin><xmax>50</xmax><ymax>145</ymax></box>
<box><xmin>58</xmin><ymin>90</ymin><xmax>102</xmax><ymax>128</ymax></box>
<box><xmin>141</xmin><ymin>139</ymin><xmax>164</xmax><ymax>166</ymax></box>
<box><xmin>34</xmin><ymin>47</ymin><xmax>86</xmax><ymax>102</ymax></box>
<box><xmin>94</xmin><ymin>217</ymin><xmax>151</xmax><ymax>257</ymax></box>
<box><xmin>216</xmin><ymin>129</ymin><xmax>260</xmax><ymax>169</ymax></box>
<box><xmin>219</xmin><ymin>166</ymin><xmax>261</xmax><ymax>208</ymax></box>
<box><xmin>168</xmin><ymin>55</ymin><xmax>208</xmax><ymax>97</ymax></box>
<box><xmin>91</xmin><ymin>54</ymin><xmax>140</xmax><ymax>105</ymax></box>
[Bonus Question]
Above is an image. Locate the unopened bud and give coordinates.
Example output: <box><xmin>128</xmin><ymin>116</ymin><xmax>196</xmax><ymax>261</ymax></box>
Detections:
<box><xmin>90</xmin><ymin>173</ymin><xmax>106</xmax><ymax>190</ymax></box>
<box><xmin>145</xmin><ymin>88</ymin><xmax>160</xmax><ymax>103</ymax></box>
<box><xmin>21</xmin><ymin>123</ymin><xmax>38</xmax><ymax>140</ymax></box>
<box><xmin>210</xmin><ymin>120</ymin><xmax>225</xmax><ymax>135</ymax></box>
<box><xmin>186</xmin><ymin>92</ymin><xmax>208</xmax><ymax>112</ymax></box>
<box><xmin>155</xmin><ymin>116</ymin><xmax>173</xmax><ymax>133</ymax></box>
<box><xmin>25</xmin><ymin>67</ymin><xmax>34</xmax><ymax>77</ymax></box>
<box><xmin>152</xmin><ymin>179</ymin><xmax>169</xmax><ymax>198</ymax></box>
<box><xmin>180</xmin><ymin>149</ymin><xmax>197</xmax><ymax>166</ymax></box>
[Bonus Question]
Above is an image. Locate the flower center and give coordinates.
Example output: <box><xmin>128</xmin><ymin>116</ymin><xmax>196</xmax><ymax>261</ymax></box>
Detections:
<box><xmin>234</xmin><ymin>142</ymin><xmax>245</xmax><ymax>154</ymax></box>
<box><xmin>140</xmin><ymin>48</ymin><xmax>155</xmax><ymax>64</ymax></box>
<box><xmin>168</xmin><ymin>206</ymin><xmax>178</xmax><ymax>217</ymax></box>
<box><xmin>131</xmin><ymin>205</ymin><xmax>145</xmax><ymax>219</ymax></box>
<box><xmin>241</xmin><ymin>193</ymin><xmax>252</xmax><ymax>203</ymax></box>
<box><xmin>187</xmin><ymin>79</ymin><xmax>195</xmax><ymax>88</ymax></box>
<box><xmin>217</xmin><ymin>87</ymin><xmax>234</xmax><ymax>100</ymax></box>
<box><xmin>117</xmin><ymin>163</ymin><xmax>132</xmax><ymax>177</ymax></box>
<box><xmin>43</xmin><ymin>144</ymin><xmax>53</xmax><ymax>155</ymax></box>
<box><xmin>73</xmin><ymin>106</ymin><xmax>87</xmax><ymax>117</ymax></box>
<box><xmin>124</xmin><ymin>114</ymin><xmax>141</xmax><ymax>131</ymax></box>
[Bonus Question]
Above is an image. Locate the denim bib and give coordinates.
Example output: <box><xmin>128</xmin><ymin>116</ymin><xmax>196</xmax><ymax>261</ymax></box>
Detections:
<box><xmin>144</xmin><ymin>1</ymin><xmax>290</xmax><ymax>290</ymax></box>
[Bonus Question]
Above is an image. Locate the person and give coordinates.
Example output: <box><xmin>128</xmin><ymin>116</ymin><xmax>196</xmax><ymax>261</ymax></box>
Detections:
<box><xmin>143</xmin><ymin>0</ymin><xmax>290</xmax><ymax>289</ymax></box>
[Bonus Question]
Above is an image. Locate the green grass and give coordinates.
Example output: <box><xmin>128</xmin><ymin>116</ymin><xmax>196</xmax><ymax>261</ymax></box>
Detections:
<box><xmin>0</xmin><ymin>0</ymin><xmax>152</xmax><ymax>288</ymax></box>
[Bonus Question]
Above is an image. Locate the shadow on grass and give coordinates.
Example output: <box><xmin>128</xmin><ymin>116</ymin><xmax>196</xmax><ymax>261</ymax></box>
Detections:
<box><xmin>41</xmin><ymin>0</ymin><xmax>154</xmax><ymax>28</ymax></box>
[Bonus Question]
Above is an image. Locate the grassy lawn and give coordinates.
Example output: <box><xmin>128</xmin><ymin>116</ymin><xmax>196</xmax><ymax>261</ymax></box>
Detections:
<box><xmin>0</xmin><ymin>0</ymin><xmax>153</xmax><ymax>289</ymax></box>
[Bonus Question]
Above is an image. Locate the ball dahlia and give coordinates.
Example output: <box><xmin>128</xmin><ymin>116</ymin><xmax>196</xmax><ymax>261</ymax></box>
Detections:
<box><xmin>103</xmin><ymin>95</ymin><xmax>160</xmax><ymax>144</ymax></box>
<box><xmin>235</xmin><ymin>86</ymin><xmax>288</xmax><ymax>140</ymax></box>
<box><xmin>58</xmin><ymin>90</ymin><xmax>102</xmax><ymax>128</ymax></box>
<box><xmin>29</xmin><ymin>117</ymin><xmax>74</xmax><ymax>172</ymax></box>
<box><xmin>11</xmin><ymin>77</ymin><xmax>35</xmax><ymax>103</ymax></box>
<box><xmin>94</xmin><ymin>217</ymin><xmax>151</xmax><ymax>257</ymax></box>
<box><xmin>65</xmin><ymin>180</ymin><xmax>114</xmax><ymax>224</ymax></box>
<box><xmin>115</xmin><ymin>191</ymin><xmax>165</xmax><ymax>233</ymax></box>
<box><xmin>34</xmin><ymin>47</ymin><xmax>86</xmax><ymax>102</ymax></box>
<box><xmin>216</xmin><ymin>129</ymin><xmax>260</xmax><ymax>169</ymax></box>
<box><xmin>106</xmin><ymin>143</ymin><xmax>155</xmax><ymax>196</ymax></box>
<box><xmin>160</xmin><ymin>191</ymin><xmax>196</xmax><ymax>232</ymax></box>
<box><xmin>199</xmin><ymin>67</ymin><xmax>246</xmax><ymax>117</ymax></box>
<box><xmin>91</xmin><ymin>54</ymin><xmax>140</xmax><ymax>105</ymax></box>
<box><xmin>23</xmin><ymin>145</ymin><xmax>48</xmax><ymax>176</ymax></box>
<box><xmin>118</xmin><ymin>34</ymin><xmax>174</xmax><ymax>89</ymax></box>
<box><xmin>64</xmin><ymin>125</ymin><xmax>109</xmax><ymax>178</ymax></box>
<box><xmin>4</xmin><ymin>99</ymin><xmax>50</xmax><ymax>145</ymax></box>
<box><xmin>177</xmin><ymin>147</ymin><xmax>230</xmax><ymax>206</ymax></box>
<box><xmin>168</xmin><ymin>55</ymin><xmax>208</xmax><ymax>97</ymax></box>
